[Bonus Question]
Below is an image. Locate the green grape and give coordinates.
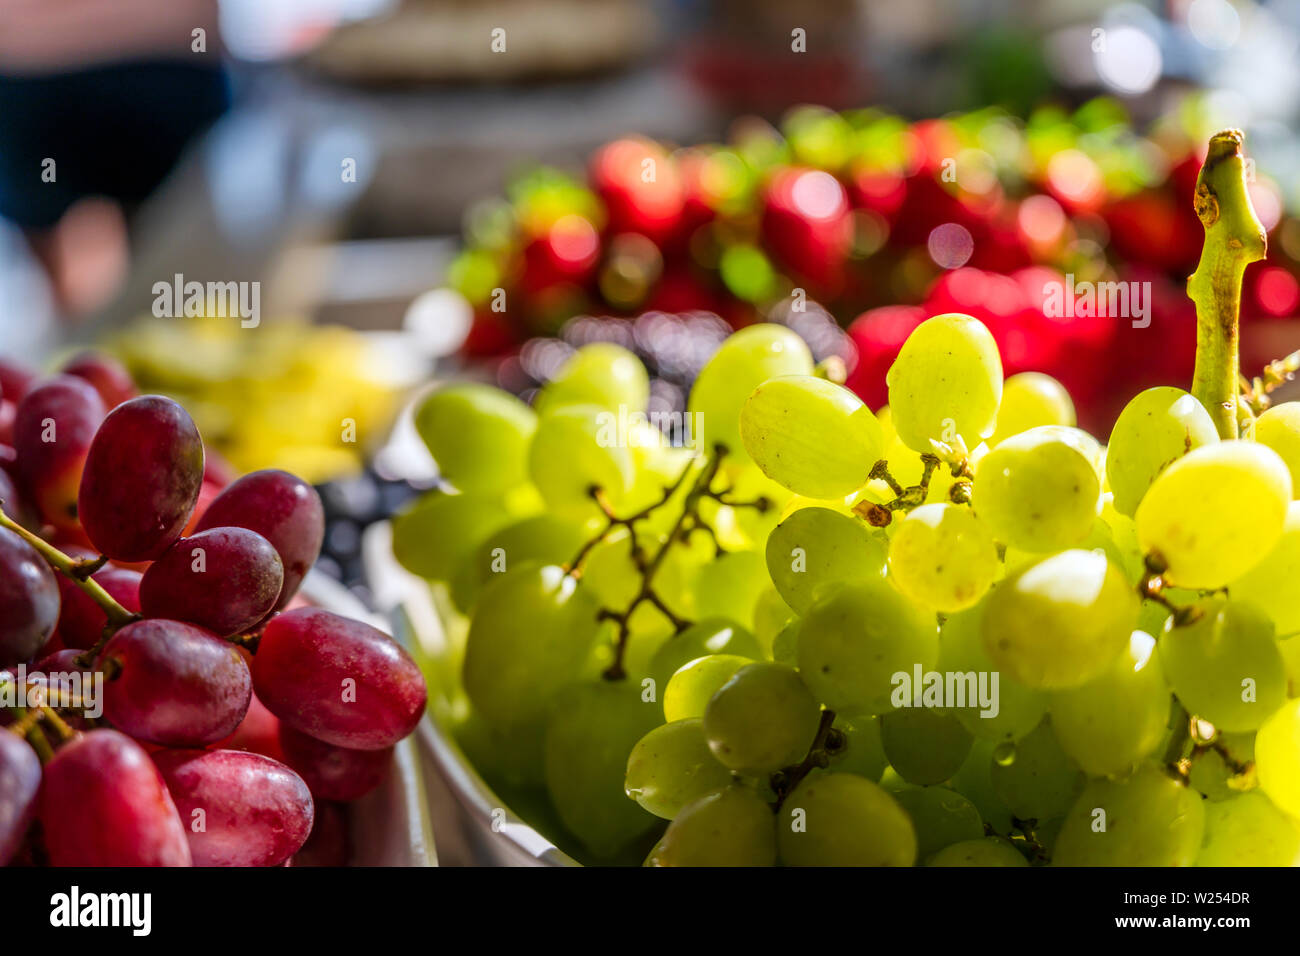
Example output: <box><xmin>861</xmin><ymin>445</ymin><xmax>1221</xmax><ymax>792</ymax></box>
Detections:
<box><xmin>1099</xmin><ymin>495</ymin><xmax>1145</xmax><ymax>584</ymax></box>
<box><xmin>454</xmin><ymin>707</ymin><xmax>547</xmax><ymax>790</ymax></box>
<box><xmin>1052</xmin><ymin>765</ymin><xmax>1206</xmax><ymax>866</ymax></box>
<box><xmin>989</xmin><ymin>720</ymin><xmax>1084</xmax><ymax>821</ymax></box>
<box><xmin>1254</xmin><ymin>697</ymin><xmax>1300</xmax><ymax>817</ymax></box>
<box><xmin>765</xmin><ymin>506</ymin><xmax>887</xmax><ymax>613</ymax></box>
<box><xmin>888</xmin><ymin>503</ymin><xmax>998</xmax><ymax>612</ymax></box>
<box><xmin>981</xmin><ymin>549</ymin><xmax>1137</xmax><ymax>689</ymax></box>
<box><xmin>544</xmin><ymin>681</ymin><xmax>662</xmax><ymax>859</ymax></box>
<box><xmin>1185</xmin><ymin>730</ymin><xmax>1254</xmax><ymax>802</ymax></box>
<box><xmin>1282</xmin><ymin>635</ymin><xmax>1300</xmax><ymax>697</ymax></box>
<box><xmin>1255</xmin><ymin>401</ymin><xmax>1300</xmax><ymax>495</ymax></box>
<box><xmin>972</xmin><ymin>426</ymin><xmax>1101</xmax><ymax>552</ymax></box>
<box><xmin>664</xmin><ymin>654</ymin><xmax>752</xmax><ymax>722</ymax></box>
<box><xmin>797</xmin><ymin>579</ymin><xmax>939</xmax><ymax>715</ymax></box>
<box><xmin>1004</xmin><ymin>516</ymin><xmax>1133</xmax><ymax>587</ymax></box>
<box><xmin>739</xmin><ymin>375</ymin><xmax>884</xmax><ymax>498</ymax></box>
<box><xmin>534</xmin><ymin>342</ymin><xmax>649</xmax><ymax>416</ymax></box>
<box><xmin>460</xmin><ymin>514</ymin><xmax>594</xmax><ymax>610</ymax></box>
<box><xmin>624</xmin><ymin>719</ymin><xmax>735</xmax><ymax>820</ymax></box>
<box><xmin>827</xmin><ymin>715</ymin><xmax>888</xmax><ymax>782</ymax></box>
<box><xmin>989</xmin><ymin>372</ymin><xmax>1075</xmax><ymax>446</ymax></box>
<box><xmin>886</xmin><ymin>313</ymin><xmax>1003</xmax><ymax>454</ymax></box>
<box><xmin>1159</xmin><ymin>599</ymin><xmax>1285</xmax><ymax>732</ymax></box>
<box><xmin>1105</xmin><ymin>386</ymin><xmax>1219</xmax><ymax>516</ymax></box>
<box><xmin>688</xmin><ymin>324</ymin><xmax>814</xmax><ymax>461</ymax></box>
<box><xmin>648</xmin><ymin>619</ymin><xmax>762</xmax><ymax>692</ymax></box>
<box><xmin>777</xmin><ymin>773</ymin><xmax>917</xmax><ymax>866</ymax></box>
<box><xmin>413</xmin><ymin>383</ymin><xmax>536</xmax><ymax>494</ymax></box>
<box><xmin>1230</xmin><ymin>500</ymin><xmax>1300</xmax><ymax>637</ymax></box>
<box><xmin>1136</xmin><ymin>440</ymin><xmax>1292</xmax><ymax>589</ymax></box>
<box><xmin>927</xmin><ymin>837</ymin><xmax>1028</xmax><ymax>867</ymax></box>
<box><xmin>392</xmin><ymin>491</ymin><xmax>521</xmax><ymax>581</ymax></box>
<box><xmin>771</xmin><ymin>620</ymin><xmax>799</xmax><ymax>666</ymax></box>
<box><xmin>939</xmin><ymin>604</ymin><xmax>1047</xmax><ymax>742</ymax></box>
<box><xmin>1196</xmin><ymin>791</ymin><xmax>1300</xmax><ymax>866</ymax></box>
<box><xmin>691</xmin><ymin>549</ymin><xmax>771</xmax><ymax>624</ymax></box>
<box><xmin>1050</xmin><ymin>630</ymin><xmax>1170</xmax><ymax>777</ymax></box>
<box><xmin>528</xmin><ymin>405</ymin><xmax>635</xmax><ymax>518</ymax></box>
<box><xmin>892</xmin><ymin>787</ymin><xmax>985</xmax><ymax>860</ymax></box>
<box><xmin>950</xmin><ymin>739</ymin><xmax>1013</xmax><ymax>833</ymax></box>
<box><xmin>653</xmin><ymin>785</ymin><xmax>777</xmax><ymax>866</ymax></box>
<box><xmin>752</xmin><ymin>585</ymin><xmax>795</xmax><ymax>654</ymax></box>
<box><xmin>463</xmin><ymin>565</ymin><xmax>601</xmax><ymax>728</ymax></box>
<box><xmin>880</xmin><ymin>709</ymin><xmax>973</xmax><ymax>785</ymax></box>
<box><xmin>703</xmin><ymin>662</ymin><xmax>822</xmax><ymax>774</ymax></box>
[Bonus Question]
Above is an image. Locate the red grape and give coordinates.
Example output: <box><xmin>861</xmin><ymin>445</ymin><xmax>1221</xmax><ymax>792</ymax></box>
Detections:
<box><xmin>0</xmin><ymin>527</ymin><xmax>60</xmax><ymax>666</ymax></box>
<box><xmin>77</xmin><ymin>395</ymin><xmax>204</xmax><ymax>562</ymax></box>
<box><xmin>60</xmin><ymin>351</ymin><xmax>138</xmax><ymax>410</ymax></box>
<box><xmin>99</xmin><ymin>618</ymin><xmax>251</xmax><ymax>746</ymax></box>
<box><xmin>0</xmin><ymin>730</ymin><xmax>41</xmax><ymax>864</ymax></box>
<box><xmin>38</xmin><ymin>729</ymin><xmax>191</xmax><ymax>866</ymax></box>
<box><xmin>216</xmin><ymin>690</ymin><xmax>284</xmax><ymax>762</ymax></box>
<box><xmin>55</xmin><ymin>566</ymin><xmax>141</xmax><ymax>650</ymax></box>
<box><xmin>195</xmin><ymin>469</ymin><xmax>325</xmax><ymax>611</ymax></box>
<box><xmin>14</xmin><ymin>375</ymin><xmax>105</xmax><ymax>531</ymax></box>
<box><xmin>252</xmin><ymin>608</ymin><xmax>426</xmax><ymax>750</ymax></box>
<box><xmin>153</xmin><ymin>748</ymin><xmax>313</xmax><ymax>867</ymax></box>
<box><xmin>0</xmin><ymin>357</ymin><xmax>37</xmax><ymax>405</ymax></box>
<box><xmin>278</xmin><ymin>724</ymin><xmax>393</xmax><ymax>801</ymax></box>
<box><xmin>140</xmin><ymin>527</ymin><xmax>283</xmax><ymax>637</ymax></box>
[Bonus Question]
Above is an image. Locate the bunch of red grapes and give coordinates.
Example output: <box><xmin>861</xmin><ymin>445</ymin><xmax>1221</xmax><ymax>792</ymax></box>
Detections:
<box><xmin>0</xmin><ymin>353</ymin><xmax>426</xmax><ymax>867</ymax></box>
<box><xmin>451</xmin><ymin>103</ymin><xmax>1299</xmax><ymax>432</ymax></box>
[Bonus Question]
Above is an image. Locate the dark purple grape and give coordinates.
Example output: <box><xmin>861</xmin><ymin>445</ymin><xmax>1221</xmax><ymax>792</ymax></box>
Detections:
<box><xmin>77</xmin><ymin>395</ymin><xmax>204</xmax><ymax>562</ymax></box>
<box><xmin>278</xmin><ymin>724</ymin><xmax>393</xmax><ymax>801</ymax></box>
<box><xmin>140</xmin><ymin>527</ymin><xmax>283</xmax><ymax>637</ymax></box>
<box><xmin>99</xmin><ymin>618</ymin><xmax>251</xmax><ymax>746</ymax></box>
<box><xmin>196</xmin><ymin>469</ymin><xmax>325</xmax><ymax>610</ymax></box>
<box><xmin>153</xmin><ymin>748</ymin><xmax>314</xmax><ymax>867</ymax></box>
<box><xmin>38</xmin><ymin>729</ymin><xmax>191</xmax><ymax>866</ymax></box>
<box><xmin>0</xmin><ymin>527</ymin><xmax>60</xmax><ymax>666</ymax></box>
<box><xmin>14</xmin><ymin>375</ymin><xmax>105</xmax><ymax>531</ymax></box>
<box><xmin>252</xmin><ymin>608</ymin><xmax>426</xmax><ymax>750</ymax></box>
<box><xmin>55</xmin><ymin>566</ymin><xmax>141</xmax><ymax>650</ymax></box>
<box><xmin>61</xmin><ymin>351</ymin><xmax>138</xmax><ymax>410</ymax></box>
<box><xmin>0</xmin><ymin>730</ymin><xmax>41</xmax><ymax>864</ymax></box>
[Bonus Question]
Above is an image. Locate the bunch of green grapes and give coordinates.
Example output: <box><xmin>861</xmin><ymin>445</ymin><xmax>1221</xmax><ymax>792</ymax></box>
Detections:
<box><xmin>393</xmin><ymin>309</ymin><xmax>1300</xmax><ymax>867</ymax></box>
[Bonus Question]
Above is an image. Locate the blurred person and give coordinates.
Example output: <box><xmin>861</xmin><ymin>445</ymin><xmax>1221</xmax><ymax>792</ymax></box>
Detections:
<box><xmin>0</xmin><ymin>0</ymin><xmax>231</xmax><ymax>317</ymax></box>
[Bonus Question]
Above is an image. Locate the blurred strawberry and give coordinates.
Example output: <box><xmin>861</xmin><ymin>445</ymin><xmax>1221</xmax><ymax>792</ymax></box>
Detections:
<box><xmin>589</xmin><ymin>138</ymin><xmax>685</xmax><ymax>246</ymax></box>
<box><xmin>760</xmin><ymin>166</ymin><xmax>853</xmax><ymax>298</ymax></box>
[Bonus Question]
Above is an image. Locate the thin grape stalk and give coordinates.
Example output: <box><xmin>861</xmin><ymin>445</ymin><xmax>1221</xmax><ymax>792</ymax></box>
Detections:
<box><xmin>1241</xmin><ymin>348</ymin><xmax>1300</xmax><ymax>417</ymax></box>
<box><xmin>565</xmin><ymin>445</ymin><xmax>772</xmax><ymax>680</ymax></box>
<box><xmin>852</xmin><ymin>452</ymin><xmax>973</xmax><ymax>528</ymax></box>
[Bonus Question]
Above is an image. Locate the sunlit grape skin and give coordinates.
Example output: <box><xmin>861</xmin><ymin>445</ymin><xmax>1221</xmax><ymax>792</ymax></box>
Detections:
<box><xmin>153</xmin><ymin>748</ymin><xmax>314</xmax><ymax>867</ymax></box>
<box><xmin>1105</xmin><ymin>387</ymin><xmax>1218</xmax><ymax>516</ymax></box>
<box><xmin>886</xmin><ymin>312</ymin><xmax>1003</xmax><ymax>454</ymax></box>
<box><xmin>194</xmin><ymin>469</ymin><xmax>325</xmax><ymax>612</ymax></box>
<box><xmin>414</xmin><ymin>383</ymin><xmax>537</xmax><ymax>495</ymax></box>
<box><xmin>765</xmin><ymin>506</ymin><xmax>887</xmax><ymax>613</ymax></box>
<box><xmin>1136</xmin><ymin>440</ymin><xmax>1292</xmax><ymax>589</ymax></box>
<box><xmin>1196</xmin><ymin>791</ymin><xmax>1300</xmax><ymax>866</ymax></box>
<box><xmin>0</xmin><ymin>729</ymin><xmax>41</xmax><ymax>865</ymax></box>
<box><xmin>653</xmin><ymin>785</ymin><xmax>777</xmax><ymax>867</ymax></box>
<box><xmin>141</xmin><ymin>527</ymin><xmax>283</xmax><ymax>638</ymax></box>
<box><xmin>1255</xmin><ymin>402</ymin><xmax>1300</xmax><ymax>495</ymax></box>
<box><xmin>989</xmin><ymin>372</ymin><xmax>1074</xmax><ymax>446</ymax></box>
<box><xmin>0</xmin><ymin>527</ymin><xmax>60</xmax><ymax>666</ymax></box>
<box><xmin>100</xmin><ymin>619</ymin><xmax>252</xmax><ymax>747</ymax></box>
<box><xmin>624</xmin><ymin>718</ymin><xmax>733</xmax><ymax>820</ymax></box>
<box><xmin>888</xmin><ymin>503</ymin><xmax>998</xmax><ymax>612</ymax></box>
<box><xmin>38</xmin><ymin>729</ymin><xmax>192</xmax><ymax>866</ymax></box>
<box><xmin>278</xmin><ymin>724</ymin><xmax>393</xmax><ymax>802</ymax></box>
<box><xmin>739</xmin><ymin>375</ymin><xmax>883</xmax><ymax>498</ymax></box>
<box><xmin>78</xmin><ymin>395</ymin><xmax>205</xmax><ymax>562</ymax></box>
<box><xmin>13</xmin><ymin>375</ymin><xmax>104</xmax><ymax>531</ymax></box>
<box><xmin>252</xmin><ymin>607</ymin><xmax>426</xmax><ymax>750</ymax></box>
<box><xmin>1254</xmin><ymin>698</ymin><xmax>1300</xmax><ymax>818</ymax></box>
<box><xmin>535</xmin><ymin>342</ymin><xmax>650</xmax><ymax>416</ymax></box>
<box><xmin>702</xmin><ymin>661</ymin><xmax>821</xmax><ymax>775</ymax></box>
<box><xmin>981</xmin><ymin>549</ymin><xmax>1137</xmax><ymax>690</ymax></box>
<box><xmin>1229</xmin><ymin>500</ymin><xmax>1300</xmax><ymax>636</ymax></box>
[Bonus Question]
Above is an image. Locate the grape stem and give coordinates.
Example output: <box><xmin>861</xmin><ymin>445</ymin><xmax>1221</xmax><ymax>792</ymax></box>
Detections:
<box><xmin>0</xmin><ymin>503</ymin><xmax>139</xmax><ymax>666</ymax></box>
<box><xmin>1187</xmin><ymin>129</ymin><xmax>1267</xmax><ymax>440</ymax></box>
<box><xmin>1162</xmin><ymin>705</ymin><xmax>1194</xmax><ymax>781</ymax></box>
<box><xmin>1137</xmin><ymin>553</ymin><xmax>1200</xmax><ymax>627</ymax></box>
<box><xmin>852</xmin><ymin>454</ymin><xmax>942</xmax><ymax>527</ymax></box>
<box><xmin>1240</xmin><ymin>347</ymin><xmax>1300</xmax><ymax>417</ymax></box>
<box><xmin>770</xmin><ymin>709</ymin><xmax>838</xmax><ymax>810</ymax></box>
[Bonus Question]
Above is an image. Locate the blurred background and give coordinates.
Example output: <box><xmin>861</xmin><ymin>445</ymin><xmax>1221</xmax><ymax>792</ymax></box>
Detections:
<box><xmin>1</xmin><ymin>0</ymin><xmax>1298</xmax><ymax>598</ymax></box>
